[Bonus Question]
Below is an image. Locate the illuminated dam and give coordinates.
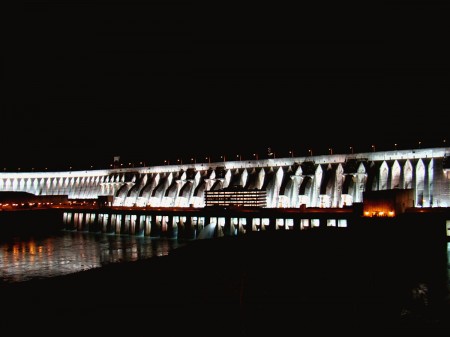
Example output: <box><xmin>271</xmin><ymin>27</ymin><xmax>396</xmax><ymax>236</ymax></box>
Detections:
<box><xmin>0</xmin><ymin>147</ymin><xmax>449</xmax><ymax>209</ymax></box>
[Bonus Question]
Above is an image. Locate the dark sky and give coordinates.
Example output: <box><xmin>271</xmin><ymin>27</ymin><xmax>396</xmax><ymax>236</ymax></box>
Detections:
<box><xmin>4</xmin><ymin>1</ymin><xmax>449</xmax><ymax>171</ymax></box>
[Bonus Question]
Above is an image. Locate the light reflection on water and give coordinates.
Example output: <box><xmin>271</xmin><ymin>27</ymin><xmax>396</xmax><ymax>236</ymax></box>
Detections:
<box><xmin>0</xmin><ymin>230</ymin><xmax>184</xmax><ymax>283</ymax></box>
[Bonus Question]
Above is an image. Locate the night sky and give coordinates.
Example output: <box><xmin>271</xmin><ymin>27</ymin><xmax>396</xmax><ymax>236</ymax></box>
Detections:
<box><xmin>4</xmin><ymin>1</ymin><xmax>449</xmax><ymax>171</ymax></box>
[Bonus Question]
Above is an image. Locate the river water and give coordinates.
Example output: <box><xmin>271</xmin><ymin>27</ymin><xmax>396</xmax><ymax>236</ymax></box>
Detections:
<box><xmin>0</xmin><ymin>230</ymin><xmax>186</xmax><ymax>283</ymax></box>
<box><xmin>2</xmin><ymin>226</ymin><xmax>450</xmax><ymax>294</ymax></box>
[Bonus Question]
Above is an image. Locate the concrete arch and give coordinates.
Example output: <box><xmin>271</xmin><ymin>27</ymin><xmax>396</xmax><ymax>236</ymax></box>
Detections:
<box><xmin>211</xmin><ymin>179</ymin><xmax>224</xmax><ymax>191</ymax></box>
<box><xmin>299</xmin><ymin>176</ymin><xmax>313</xmax><ymax>207</ymax></box>
<box><xmin>391</xmin><ymin>160</ymin><xmax>401</xmax><ymax>189</ymax></box>
<box><xmin>415</xmin><ymin>159</ymin><xmax>426</xmax><ymax>206</ymax></box>
<box><xmin>128</xmin><ymin>175</ymin><xmax>147</xmax><ymax>198</ymax></box>
<box><xmin>403</xmin><ymin>160</ymin><xmax>413</xmax><ymax>189</ymax></box>
<box><xmin>223</xmin><ymin>169</ymin><xmax>232</xmax><ymax>188</ymax></box>
<box><xmin>278</xmin><ymin>167</ymin><xmax>296</xmax><ymax>208</ymax></box>
<box><xmin>140</xmin><ymin>174</ymin><xmax>159</xmax><ymax>198</ymax></box>
<box><xmin>379</xmin><ymin>161</ymin><xmax>389</xmax><ymax>191</ymax></box>
<box><xmin>365</xmin><ymin>161</ymin><xmax>378</xmax><ymax>192</ymax></box>
<box><xmin>177</xmin><ymin>181</ymin><xmax>194</xmax><ymax>207</ymax></box>
<box><xmin>19</xmin><ymin>178</ymin><xmax>26</xmax><ymax>191</ymax></box>
<box><xmin>245</xmin><ymin>168</ymin><xmax>258</xmax><ymax>189</ymax></box>
<box><xmin>320</xmin><ymin>164</ymin><xmax>335</xmax><ymax>195</ymax></box>
<box><xmin>229</xmin><ymin>169</ymin><xmax>245</xmax><ymax>188</ymax></box>
<box><xmin>342</xmin><ymin>175</ymin><xmax>353</xmax><ymax>195</ymax></box>
<box><xmin>165</xmin><ymin>179</ymin><xmax>180</xmax><ymax>198</ymax></box>
<box><xmin>180</xmin><ymin>181</ymin><xmax>193</xmax><ymax>197</ymax></box>
<box><xmin>115</xmin><ymin>184</ymin><xmax>133</xmax><ymax>205</ymax></box>
<box><xmin>124</xmin><ymin>174</ymin><xmax>148</xmax><ymax>206</ymax></box>
<box><xmin>151</xmin><ymin>174</ymin><xmax>170</xmax><ymax>197</ymax></box>
<box><xmin>136</xmin><ymin>174</ymin><xmax>159</xmax><ymax>206</ymax></box>
<box><xmin>12</xmin><ymin>178</ymin><xmax>18</xmax><ymax>191</ymax></box>
<box><xmin>149</xmin><ymin>173</ymin><xmax>173</xmax><ymax>207</ymax></box>
<box><xmin>193</xmin><ymin>179</ymin><xmax>206</xmax><ymax>197</ymax></box>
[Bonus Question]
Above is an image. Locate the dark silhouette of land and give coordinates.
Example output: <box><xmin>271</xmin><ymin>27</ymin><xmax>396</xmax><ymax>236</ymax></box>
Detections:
<box><xmin>2</xmin><ymin>221</ymin><xmax>449</xmax><ymax>336</ymax></box>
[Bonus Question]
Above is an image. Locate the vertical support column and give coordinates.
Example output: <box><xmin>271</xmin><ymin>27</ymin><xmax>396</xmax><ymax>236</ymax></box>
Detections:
<box><xmin>166</xmin><ymin>215</ymin><xmax>178</xmax><ymax>238</ymax></box>
<box><xmin>84</xmin><ymin>213</ymin><xmax>90</xmax><ymax>232</ymax></box>
<box><xmin>184</xmin><ymin>216</ymin><xmax>196</xmax><ymax>240</ymax></box>
<box><xmin>177</xmin><ymin>216</ymin><xmax>185</xmax><ymax>239</ymax></box>
<box><xmin>144</xmin><ymin>215</ymin><xmax>153</xmax><ymax>236</ymax></box>
<box><xmin>94</xmin><ymin>213</ymin><xmax>100</xmax><ymax>232</ymax></box>
<box><xmin>121</xmin><ymin>213</ymin><xmax>127</xmax><ymax>234</ymax></box>
<box><xmin>135</xmin><ymin>215</ymin><xmax>143</xmax><ymax>236</ymax></box>
<box><xmin>115</xmin><ymin>214</ymin><xmax>123</xmax><ymax>234</ymax></box>
<box><xmin>116</xmin><ymin>213</ymin><xmax>125</xmax><ymax>234</ymax></box>
<box><xmin>223</xmin><ymin>216</ymin><xmax>234</xmax><ymax>236</ymax></box>
<box><xmin>246</xmin><ymin>217</ymin><xmax>253</xmax><ymax>234</ymax></box>
<box><xmin>197</xmin><ymin>216</ymin><xmax>208</xmax><ymax>237</ymax></box>
<box><xmin>191</xmin><ymin>216</ymin><xmax>200</xmax><ymax>238</ymax></box>
<box><xmin>106</xmin><ymin>213</ymin><xmax>113</xmax><ymax>233</ymax></box>
<box><xmin>237</xmin><ymin>218</ymin><xmax>246</xmax><ymax>235</ymax></box>
<box><xmin>293</xmin><ymin>217</ymin><xmax>301</xmax><ymax>231</ymax></box>
<box><xmin>151</xmin><ymin>215</ymin><xmax>162</xmax><ymax>238</ymax></box>
<box><xmin>89</xmin><ymin>212</ymin><xmax>95</xmax><ymax>231</ymax></box>
<box><xmin>65</xmin><ymin>212</ymin><xmax>74</xmax><ymax>230</ymax></box>
<box><xmin>100</xmin><ymin>213</ymin><xmax>108</xmax><ymax>233</ymax></box>
<box><xmin>106</xmin><ymin>213</ymin><xmax>114</xmax><ymax>234</ymax></box>
<box><xmin>212</xmin><ymin>217</ymin><xmax>223</xmax><ymax>238</ymax></box>
<box><xmin>77</xmin><ymin>212</ymin><xmax>85</xmax><ymax>231</ymax></box>
<box><xmin>319</xmin><ymin>217</ymin><xmax>326</xmax><ymax>229</ymax></box>
<box><xmin>268</xmin><ymin>217</ymin><xmax>276</xmax><ymax>231</ymax></box>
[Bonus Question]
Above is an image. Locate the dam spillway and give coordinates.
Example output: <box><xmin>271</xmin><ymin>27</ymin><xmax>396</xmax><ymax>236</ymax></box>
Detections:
<box><xmin>0</xmin><ymin>147</ymin><xmax>449</xmax><ymax>209</ymax></box>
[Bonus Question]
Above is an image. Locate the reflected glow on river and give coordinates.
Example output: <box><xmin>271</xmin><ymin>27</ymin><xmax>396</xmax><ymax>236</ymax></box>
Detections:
<box><xmin>0</xmin><ymin>230</ymin><xmax>184</xmax><ymax>283</ymax></box>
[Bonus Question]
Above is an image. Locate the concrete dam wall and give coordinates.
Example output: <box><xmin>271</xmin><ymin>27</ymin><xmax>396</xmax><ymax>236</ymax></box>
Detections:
<box><xmin>1</xmin><ymin>147</ymin><xmax>449</xmax><ymax>209</ymax></box>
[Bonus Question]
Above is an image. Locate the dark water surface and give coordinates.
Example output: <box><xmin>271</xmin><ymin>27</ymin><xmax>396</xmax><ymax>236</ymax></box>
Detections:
<box><xmin>1</xmin><ymin>227</ymin><xmax>450</xmax><ymax>336</ymax></box>
<box><xmin>0</xmin><ymin>230</ymin><xmax>184</xmax><ymax>283</ymax></box>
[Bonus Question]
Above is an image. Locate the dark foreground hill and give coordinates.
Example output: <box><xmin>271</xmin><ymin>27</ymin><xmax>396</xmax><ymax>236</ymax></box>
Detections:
<box><xmin>1</xmin><ymin>228</ymin><xmax>449</xmax><ymax>336</ymax></box>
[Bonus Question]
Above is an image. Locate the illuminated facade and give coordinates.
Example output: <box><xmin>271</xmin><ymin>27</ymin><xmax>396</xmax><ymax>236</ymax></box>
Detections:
<box><xmin>0</xmin><ymin>147</ymin><xmax>449</xmax><ymax>209</ymax></box>
<box><xmin>205</xmin><ymin>188</ymin><xmax>267</xmax><ymax>207</ymax></box>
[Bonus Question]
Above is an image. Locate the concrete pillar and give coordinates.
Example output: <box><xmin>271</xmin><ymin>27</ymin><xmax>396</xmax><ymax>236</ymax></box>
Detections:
<box><xmin>166</xmin><ymin>216</ymin><xmax>178</xmax><ymax>238</ymax></box>
<box><xmin>293</xmin><ymin>217</ymin><xmax>301</xmax><ymax>231</ymax></box>
<box><xmin>65</xmin><ymin>212</ymin><xmax>74</xmax><ymax>230</ymax></box>
<box><xmin>123</xmin><ymin>214</ymin><xmax>131</xmax><ymax>234</ymax></box>
<box><xmin>144</xmin><ymin>215</ymin><xmax>153</xmax><ymax>236</ymax></box>
<box><xmin>118</xmin><ymin>213</ymin><xmax>129</xmax><ymax>234</ymax></box>
<box><xmin>100</xmin><ymin>213</ymin><xmax>109</xmax><ymax>233</ymax></box>
<box><xmin>246</xmin><ymin>217</ymin><xmax>253</xmax><ymax>233</ymax></box>
<box><xmin>268</xmin><ymin>217</ymin><xmax>276</xmax><ymax>231</ymax></box>
<box><xmin>106</xmin><ymin>213</ymin><xmax>114</xmax><ymax>234</ymax></box>
<box><xmin>237</xmin><ymin>218</ymin><xmax>245</xmax><ymax>235</ymax></box>
<box><xmin>135</xmin><ymin>215</ymin><xmax>145</xmax><ymax>236</ymax></box>
<box><xmin>184</xmin><ymin>216</ymin><xmax>196</xmax><ymax>240</ymax></box>
<box><xmin>90</xmin><ymin>213</ymin><xmax>100</xmax><ymax>233</ymax></box>
<box><xmin>76</xmin><ymin>212</ymin><xmax>85</xmax><ymax>231</ymax></box>
<box><xmin>150</xmin><ymin>215</ymin><xmax>162</xmax><ymax>238</ymax></box>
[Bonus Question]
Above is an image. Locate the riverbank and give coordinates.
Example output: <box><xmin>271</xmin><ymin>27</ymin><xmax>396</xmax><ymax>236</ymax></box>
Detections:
<box><xmin>1</xmin><ymin>228</ymin><xmax>450</xmax><ymax>336</ymax></box>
